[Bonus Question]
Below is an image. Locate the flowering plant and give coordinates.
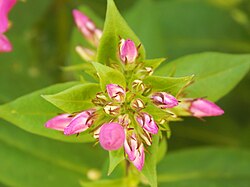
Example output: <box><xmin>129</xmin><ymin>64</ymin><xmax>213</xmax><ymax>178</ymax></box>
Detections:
<box><xmin>0</xmin><ymin>0</ymin><xmax>249</xmax><ymax>187</ymax></box>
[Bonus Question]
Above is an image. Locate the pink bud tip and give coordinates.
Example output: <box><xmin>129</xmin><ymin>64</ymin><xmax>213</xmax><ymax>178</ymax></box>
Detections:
<box><xmin>106</xmin><ymin>84</ymin><xmax>126</xmax><ymax>102</ymax></box>
<box><xmin>119</xmin><ymin>39</ymin><xmax>138</xmax><ymax>63</ymax></box>
<box><xmin>0</xmin><ymin>34</ymin><xmax>12</xmax><ymax>52</ymax></box>
<box><xmin>190</xmin><ymin>98</ymin><xmax>224</xmax><ymax>117</ymax></box>
<box><xmin>124</xmin><ymin>134</ymin><xmax>145</xmax><ymax>171</ymax></box>
<box><xmin>99</xmin><ymin>122</ymin><xmax>125</xmax><ymax>151</ymax></box>
<box><xmin>152</xmin><ymin>92</ymin><xmax>178</xmax><ymax>108</ymax></box>
<box><xmin>0</xmin><ymin>0</ymin><xmax>17</xmax><ymax>33</ymax></box>
<box><xmin>72</xmin><ymin>9</ymin><xmax>95</xmax><ymax>38</ymax></box>
<box><xmin>45</xmin><ymin>114</ymin><xmax>72</xmax><ymax>131</ymax></box>
<box><xmin>64</xmin><ymin>109</ymin><xmax>95</xmax><ymax>135</ymax></box>
<box><xmin>136</xmin><ymin>112</ymin><xmax>158</xmax><ymax>134</ymax></box>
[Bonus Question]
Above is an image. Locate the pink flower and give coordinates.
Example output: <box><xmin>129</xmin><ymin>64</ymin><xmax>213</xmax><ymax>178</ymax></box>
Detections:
<box><xmin>64</xmin><ymin>109</ymin><xmax>95</xmax><ymax>135</ymax></box>
<box><xmin>0</xmin><ymin>0</ymin><xmax>16</xmax><ymax>53</ymax></box>
<box><xmin>45</xmin><ymin>109</ymin><xmax>96</xmax><ymax>135</ymax></box>
<box><xmin>106</xmin><ymin>84</ymin><xmax>126</xmax><ymax>103</ymax></box>
<box><xmin>99</xmin><ymin>122</ymin><xmax>125</xmax><ymax>151</ymax></box>
<box><xmin>45</xmin><ymin>114</ymin><xmax>73</xmax><ymax>131</ymax></box>
<box><xmin>119</xmin><ymin>39</ymin><xmax>138</xmax><ymax>63</ymax></box>
<box><xmin>136</xmin><ymin>112</ymin><xmax>158</xmax><ymax>134</ymax></box>
<box><xmin>0</xmin><ymin>0</ymin><xmax>16</xmax><ymax>33</ymax></box>
<box><xmin>0</xmin><ymin>34</ymin><xmax>12</xmax><ymax>52</ymax></box>
<box><xmin>124</xmin><ymin>134</ymin><xmax>145</xmax><ymax>171</ymax></box>
<box><xmin>190</xmin><ymin>98</ymin><xmax>224</xmax><ymax>117</ymax></box>
<box><xmin>151</xmin><ymin>92</ymin><xmax>178</xmax><ymax>108</ymax></box>
<box><xmin>72</xmin><ymin>9</ymin><xmax>102</xmax><ymax>47</ymax></box>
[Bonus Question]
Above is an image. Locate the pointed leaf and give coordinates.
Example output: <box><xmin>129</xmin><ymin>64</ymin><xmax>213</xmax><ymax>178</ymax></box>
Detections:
<box><xmin>156</xmin><ymin>52</ymin><xmax>250</xmax><ymax>101</ymax></box>
<box><xmin>108</xmin><ymin>148</ymin><xmax>125</xmax><ymax>176</ymax></box>
<box><xmin>144</xmin><ymin>58</ymin><xmax>166</xmax><ymax>70</ymax></box>
<box><xmin>142</xmin><ymin>134</ymin><xmax>160</xmax><ymax>187</ymax></box>
<box><xmin>97</xmin><ymin>0</ymin><xmax>145</xmax><ymax>65</ymax></box>
<box><xmin>144</xmin><ymin>75</ymin><xmax>194</xmax><ymax>96</ymax></box>
<box><xmin>0</xmin><ymin>82</ymin><xmax>95</xmax><ymax>143</ymax></box>
<box><xmin>43</xmin><ymin>83</ymin><xmax>101</xmax><ymax>113</ymax></box>
<box><xmin>92</xmin><ymin>61</ymin><xmax>126</xmax><ymax>90</ymax></box>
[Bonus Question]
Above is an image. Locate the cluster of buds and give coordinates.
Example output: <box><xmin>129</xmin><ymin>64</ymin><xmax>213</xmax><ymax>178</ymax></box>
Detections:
<box><xmin>45</xmin><ymin>14</ymin><xmax>224</xmax><ymax>172</ymax></box>
<box><xmin>0</xmin><ymin>0</ymin><xmax>16</xmax><ymax>53</ymax></box>
<box><xmin>72</xmin><ymin>9</ymin><xmax>102</xmax><ymax>61</ymax></box>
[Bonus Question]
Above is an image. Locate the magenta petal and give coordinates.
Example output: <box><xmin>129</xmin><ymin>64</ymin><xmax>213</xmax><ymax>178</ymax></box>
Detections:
<box><xmin>0</xmin><ymin>0</ymin><xmax>17</xmax><ymax>33</ymax></box>
<box><xmin>45</xmin><ymin>114</ymin><xmax>72</xmax><ymax>131</ymax></box>
<box><xmin>99</xmin><ymin>122</ymin><xmax>125</xmax><ymax>151</ymax></box>
<box><xmin>136</xmin><ymin>112</ymin><xmax>158</xmax><ymax>134</ymax></box>
<box><xmin>0</xmin><ymin>34</ymin><xmax>12</xmax><ymax>52</ymax></box>
<box><xmin>152</xmin><ymin>92</ymin><xmax>178</xmax><ymax>108</ymax></box>
<box><xmin>106</xmin><ymin>84</ymin><xmax>125</xmax><ymax>102</ymax></box>
<box><xmin>119</xmin><ymin>39</ymin><xmax>138</xmax><ymax>63</ymax></box>
<box><xmin>190</xmin><ymin>98</ymin><xmax>224</xmax><ymax>117</ymax></box>
<box><xmin>132</xmin><ymin>143</ymin><xmax>145</xmax><ymax>171</ymax></box>
<box><xmin>64</xmin><ymin>110</ymin><xmax>95</xmax><ymax>135</ymax></box>
<box><xmin>124</xmin><ymin>135</ymin><xmax>137</xmax><ymax>161</ymax></box>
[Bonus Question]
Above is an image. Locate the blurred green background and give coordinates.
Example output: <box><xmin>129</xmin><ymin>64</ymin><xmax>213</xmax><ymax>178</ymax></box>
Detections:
<box><xmin>0</xmin><ymin>0</ymin><xmax>249</xmax><ymax>186</ymax></box>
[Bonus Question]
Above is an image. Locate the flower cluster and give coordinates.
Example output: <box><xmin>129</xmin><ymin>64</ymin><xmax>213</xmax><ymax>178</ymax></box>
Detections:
<box><xmin>45</xmin><ymin>10</ymin><xmax>224</xmax><ymax>171</ymax></box>
<box><xmin>0</xmin><ymin>0</ymin><xmax>16</xmax><ymax>53</ymax></box>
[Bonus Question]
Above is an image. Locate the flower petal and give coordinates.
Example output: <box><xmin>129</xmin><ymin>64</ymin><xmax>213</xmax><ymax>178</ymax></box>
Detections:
<box><xmin>45</xmin><ymin>114</ymin><xmax>72</xmax><ymax>131</ymax></box>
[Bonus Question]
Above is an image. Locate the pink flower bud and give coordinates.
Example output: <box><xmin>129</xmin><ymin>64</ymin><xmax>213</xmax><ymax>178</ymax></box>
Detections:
<box><xmin>131</xmin><ymin>98</ymin><xmax>145</xmax><ymax>111</ymax></box>
<box><xmin>64</xmin><ymin>109</ymin><xmax>95</xmax><ymax>135</ymax></box>
<box><xmin>124</xmin><ymin>134</ymin><xmax>145</xmax><ymax>171</ymax></box>
<box><xmin>99</xmin><ymin>122</ymin><xmax>125</xmax><ymax>151</ymax></box>
<box><xmin>0</xmin><ymin>0</ymin><xmax>16</xmax><ymax>33</ymax></box>
<box><xmin>45</xmin><ymin>114</ymin><xmax>72</xmax><ymax>131</ymax></box>
<box><xmin>119</xmin><ymin>39</ymin><xmax>138</xmax><ymax>63</ymax></box>
<box><xmin>0</xmin><ymin>34</ymin><xmax>12</xmax><ymax>52</ymax></box>
<box><xmin>75</xmin><ymin>46</ymin><xmax>95</xmax><ymax>61</ymax></box>
<box><xmin>72</xmin><ymin>9</ymin><xmax>102</xmax><ymax>47</ymax></box>
<box><xmin>151</xmin><ymin>92</ymin><xmax>178</xmax><ymax>108</ymax></box>
<box><xmin>106</xmin><ymin>84</ymin><xmax>126</xmax><ymax>102</ymax></box>
<box><xmin>136</xmin><ymin>112</ymin><xmax>158</xmax><ymax>134</ymax></box>
<box><xmin>190</xmin><ymin>98</ymin><xmax>224</xmax><ymax>117</ymax></box>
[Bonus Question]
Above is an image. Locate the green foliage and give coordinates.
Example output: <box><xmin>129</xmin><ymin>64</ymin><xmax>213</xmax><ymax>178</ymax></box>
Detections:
<box><xmin>144</xmin><ymin>75</ymin><xmax>194</xmax><ymax>96</ymax></box>
<box><xmin>97</xmin><ymin>0</ymin><xmax>145</xmax><ymax>65</ymax></box>
<box><xmin>0</xmin><ymin>82</ymin><xmax>94</xmax><ymax>143</ymax></box>
<box><xmin>156</xmin><ymin>52</ymin><xmax>250</xmax><ymax>101</ymax></box>
<box><xmin>108</xmin><ymin>149</ymin><xmax>125</xmax><ymax>176</ymax></box>
<box><xmin>158</xmin><ymin>147</ymin><xmax>250</xmax><ymax>187</ymax></box>
<box><xmin>0</xmin><ymin>121</ymin><xmax>105</xmax><ymax>187</ymax></box>
<box><xmin>43</xmin><ymin>83</ymin><xmax>101</xmax><ymax>113</ymax></box>
<box><xmin>141</xmin><ymin>135</ymin><xmax>159</xmax><ymax>187</ymax></box>
<box><xmin>91</xmin><ymin>61</ymin><xmax>126</xmax><ymax>90</ymax></box>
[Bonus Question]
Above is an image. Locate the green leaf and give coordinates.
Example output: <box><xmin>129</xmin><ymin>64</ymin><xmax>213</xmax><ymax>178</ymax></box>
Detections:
<box><xmin>157</xmin><ymin>138</ymin><xmax>167</xmax><ymax>163</ymax></box>
<box><xmin>144</xmin><ymin>58</ymin><xmax>166</xmax><ymax>70</ymax></box>
<box><xmin>156</xmin><ymin>52</ymin><xmax>250</xmax><ymax>101</ymax></box>
<box><xmin>158</xmin><ymin>147</ymin><xmax>250</xmax><ymax>187</ymax></box>
<box><xmin>97</xmin><ymin>0</ymin><xmax>145</xmax><ymax>65</ymax></box>
<box><xmin>108</xmin><ymin>149</ymin><xmax>125</xmax><ymax>176</ymax></box>
<box><xmin>142</xmin><ymin>135</ymin><xmax>160</xmax><ymax>187</ymax></box>
<box><xmin>144</xmin><ymin>75</ymin><xmax>194</xmax><ymax>96</ymax></box>
<box><xmin>0</xmin><ymin>121</ymin><xmax>105</xmax><ymax>187</ymax></box>
<box><xmin>125</xmin><ymin>0</ymin><xmax>250</xmax><ymax>59</ymax></box>
<box><xmin>42</xmin><ymin>83</ymin><xmax>101</xmax><ymax>113</ymax></box>
<box><xmin>81</xmin><ymin>178</ymin><xmax>128</xmax><ymax>187</ymax></box>
<box><xmin>91</xmin><ymin>62</ymin><xmax>126</xmax><ymax>90</ymax></box>
<box><xmin>0</xmin><ymin>82</ymin><xmax>94</xmax><ymax>143</ymax></box>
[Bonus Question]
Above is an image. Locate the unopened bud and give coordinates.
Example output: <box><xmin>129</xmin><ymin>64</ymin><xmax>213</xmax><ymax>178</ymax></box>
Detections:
<box><xmin>119</xmin><ymin>39</ymin><xmax>138</xmax><ymax>64</ymax></box>
<box><xmin>131</xmin><ymin>98</ymin><xmax>145</xmax><ymax>111</ymax></box>
<box><xmin>132</xmin><ymin>80</ymin><xmax>145</xmax><ymax>93</ymax></box>
<box><xmin>75</xmin><ymin>46</ymin><xmax>95</xmax><ymax>61</ymax></box>
<box><xmin>151</xmin><ymin>92</ymin><xmax>178</xmax><ymax>109</ymax></box>
<box><xmin>92</xmin><ymin>92</ymin><xmax>108</xmax><ymax>106</ymax></box>
<box><xmin>103</xmin><ymin>103</ymin><xmax>120</xmax><ymax>116</ymax></box>
<box><xmin>99</xmin><ymin>122</ymin><xmax>125</xmax><ymax>151</ymax></box>
<box><xmin>189</xmin><ymin>98</ymin><xmax>224</xmax><ymax>117</ymax></box>
<box><xmin>118</xmin><ymin>114</ymin><xmax>131</xmax><ymax>127</ymax></box>
<box><xmin>106</xmin><ymin>84</ymin><xmax>126</xmax><ymax>103</ymax></box>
